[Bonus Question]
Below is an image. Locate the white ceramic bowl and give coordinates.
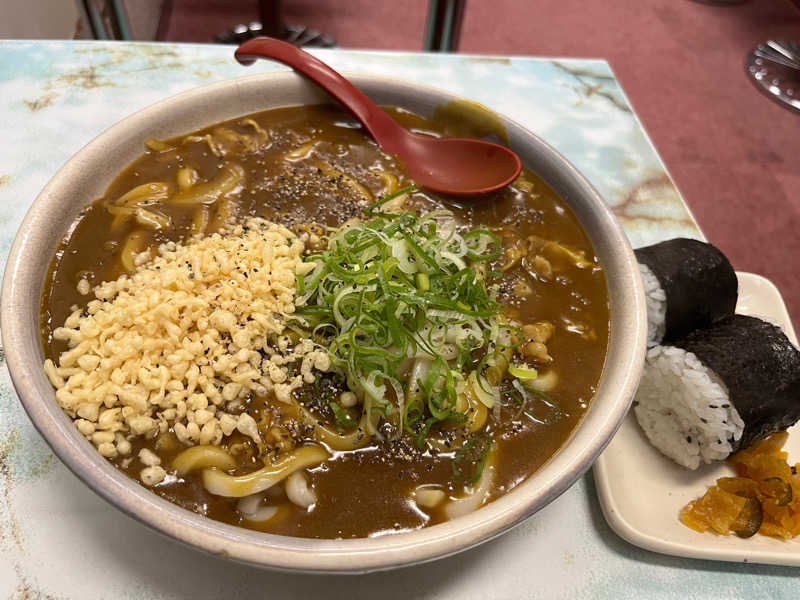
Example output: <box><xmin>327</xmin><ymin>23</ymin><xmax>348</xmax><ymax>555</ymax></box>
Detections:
<box><xmin>1</xmin><ymin>72</ymin><xmax>646</xmax><ymax>573</ymax></box>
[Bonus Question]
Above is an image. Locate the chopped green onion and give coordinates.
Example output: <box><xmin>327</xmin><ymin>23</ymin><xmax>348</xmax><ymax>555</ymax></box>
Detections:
<box><xmin>416</xmin><ymin>272</ymin><xmax>430</xmax><ymax>292</ymax></box>
<box><xmin>364</xmin><ymin>184</ymin><xmax>418</xmax><ymax>215</ymax></box>
<box><xmin>329</xmin><ymin>402</ymin><xmax>357</xmax><ymax>430</ymax></box>
<box><xmin>464</xmin><ymin>230</ymin><xmax>502</xmax><ymax>262</ymax></box>
<box><xmin>469</xmin><ymin>370</ymin><xmax>497</xmax><ymax>409</ymax></box>
<box><xmin>294</xmin><ymin>208</ymin><xmax>502</xmax><ymax>444</ymax></box>
<box><xmin>509</xmin><ymin>364</ymin><xmax>538</xmax><ymax>380</ymax></box>
<box><xmin>516</xmin><ymin>384</ymin><xmax>563</xmax><ymax>426</ymax></box>
<box><xmin>453</xmin><ymin>433</ymin><xmax>492</xmax><ymax>486</ymax></box>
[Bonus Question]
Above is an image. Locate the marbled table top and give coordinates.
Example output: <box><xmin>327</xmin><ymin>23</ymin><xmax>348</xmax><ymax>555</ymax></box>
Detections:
<box><xmin>0</xmin><ymin>41</ymin><xmax>792</xmax><ymax>599</ymax></box>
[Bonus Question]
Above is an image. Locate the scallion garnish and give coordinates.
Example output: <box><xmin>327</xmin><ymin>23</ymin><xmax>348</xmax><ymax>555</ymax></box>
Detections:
<box><xmin>509</xmin><ymin>364</ymin><xmax>538</xmax><ymax>380</ymax></box>
<box><xmin>294</xmin><ymin>206</ymin><xmax>506</xmax><ymax>442</ymax></box>
<box><xmin>453</xmin><ymin>432</ymin><xmax>492</xmax><ymax>486</ymax></box>
<box><xmin>364</xmin><ymin>184</ymin><xmax>418</xmax><ymax>215</ymax></box>
<box><xmin>329</xmin><ymin>402</ymin><xmax>357</xmax><ymax>430</ymax></box>
<box><xmin>416</xmin><ymin>272</ymin><xmax>430</xmax><ymax>292</ymax></box>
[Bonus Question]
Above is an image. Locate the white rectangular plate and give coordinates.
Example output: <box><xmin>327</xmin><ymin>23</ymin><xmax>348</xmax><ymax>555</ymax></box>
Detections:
<box><xmin>594</xmin><ymin>272</ymin><xmax>800</xmax><ymax>566</ymax></box>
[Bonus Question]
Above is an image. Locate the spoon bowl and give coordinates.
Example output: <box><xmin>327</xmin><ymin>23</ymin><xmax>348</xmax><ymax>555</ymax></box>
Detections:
<box><xmin>235</xmin><ymin>37</ymin><xmax>522</xmax><ymax>196</ymax></box>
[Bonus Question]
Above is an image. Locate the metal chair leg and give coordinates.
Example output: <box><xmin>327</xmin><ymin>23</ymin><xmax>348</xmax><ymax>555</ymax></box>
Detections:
<box><xmin>76</xmin><ymin>0</ymin><xmax>132</xmax><ymax>40</ymax></box>
<box><xmin>424</xmin><ymin>0</ymin><xmax>466</xmax><ymax>52</ymax></box>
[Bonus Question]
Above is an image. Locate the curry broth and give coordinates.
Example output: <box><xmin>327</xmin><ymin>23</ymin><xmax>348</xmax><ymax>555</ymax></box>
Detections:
<box><xmin>40</xmin><ymin>104</ymin><xmax>608</xmax><ymax>538</ymax></box>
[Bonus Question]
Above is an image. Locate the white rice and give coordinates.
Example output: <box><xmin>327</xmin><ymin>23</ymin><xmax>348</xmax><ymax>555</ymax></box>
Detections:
<box><xmin>640</xmin><ymin>263</ymin><xmax>666</xmax><ymax>348</ymax></box>
<box><xmin>633</xmin><ymin>345</ymin><xmax>745</xmax><ymax>469</ymax></box>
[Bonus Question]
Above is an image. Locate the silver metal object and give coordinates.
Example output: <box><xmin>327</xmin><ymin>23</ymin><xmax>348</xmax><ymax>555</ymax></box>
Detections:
<box><xmin>746</xmin><ymin>40</ymin><xmax>800</xmax><ymax>112</ymax></box>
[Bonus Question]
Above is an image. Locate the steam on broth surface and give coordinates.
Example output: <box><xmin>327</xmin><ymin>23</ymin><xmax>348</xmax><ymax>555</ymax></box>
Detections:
<box><xmin>40</xmin><ymin>104</ymin><xmax>608</xmax><ymax>539</ymax></box>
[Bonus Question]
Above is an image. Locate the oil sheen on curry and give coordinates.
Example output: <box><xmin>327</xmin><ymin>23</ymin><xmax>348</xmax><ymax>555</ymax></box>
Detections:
<box><xmin>40</xmin><ymin>104</ymin><xmax>609</xmax><ymax>539</ymax></box>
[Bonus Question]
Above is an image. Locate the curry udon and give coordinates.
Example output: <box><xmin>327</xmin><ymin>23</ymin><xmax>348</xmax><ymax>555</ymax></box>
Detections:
<box><xmin>40</xmin><ymin>104</ymin><xmax>608</xmax><ymax>538</ymax></box>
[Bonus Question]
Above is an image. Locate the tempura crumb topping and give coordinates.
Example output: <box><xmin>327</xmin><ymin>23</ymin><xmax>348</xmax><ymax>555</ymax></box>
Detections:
<box><xmin>43</xmin><ymin>218</ymin><xmax>330</xmax><ymax>485</ymax></box>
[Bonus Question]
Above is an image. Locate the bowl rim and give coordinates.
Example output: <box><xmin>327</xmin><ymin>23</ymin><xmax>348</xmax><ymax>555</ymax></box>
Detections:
<box><xmin>0</xmin><ymin>71</ymin><xmax>646</xmax><ymax>573</ymax></box>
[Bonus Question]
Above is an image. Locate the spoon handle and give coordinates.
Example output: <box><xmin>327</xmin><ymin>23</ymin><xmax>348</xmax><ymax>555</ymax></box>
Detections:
<box><xmin>235</xmin><ymin>37</ymin><xmax>407</xmax><ymax>156</ymax></box>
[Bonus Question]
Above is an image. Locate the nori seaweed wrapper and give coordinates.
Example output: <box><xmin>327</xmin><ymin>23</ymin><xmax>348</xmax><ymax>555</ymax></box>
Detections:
<box><xmin>674</xmin><ymin>314</ymin><xmax>800</xmax><ymax>452</ymax></box>
<box><xmin>635</xmin><ymin>238</ymin><xmax>737</xmax><ymax>342</ymax></box>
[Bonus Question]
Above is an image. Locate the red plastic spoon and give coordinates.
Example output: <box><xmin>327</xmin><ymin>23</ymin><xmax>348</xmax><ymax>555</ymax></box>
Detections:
<box><xmin>235</xmin><ymin>37</ymin><xmax>522</xmax><ymax>196</ymax></box>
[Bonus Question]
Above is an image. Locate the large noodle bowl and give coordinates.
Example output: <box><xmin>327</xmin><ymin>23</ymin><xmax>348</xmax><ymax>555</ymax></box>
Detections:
<box><xmin>39</xmin><ymin>104</ymin><xmax>609</xmax><ymax>539</ymax></box>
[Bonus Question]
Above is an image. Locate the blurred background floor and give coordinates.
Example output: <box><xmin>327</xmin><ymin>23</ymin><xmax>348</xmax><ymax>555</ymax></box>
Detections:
<box><xmin>113</xmin><ymin>0</ymin><xmax>800</xmax><ymax>325</ymax></box>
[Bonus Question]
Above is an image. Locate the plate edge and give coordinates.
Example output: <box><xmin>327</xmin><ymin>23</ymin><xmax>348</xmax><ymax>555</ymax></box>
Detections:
<box><xmin>593</xmin><ymin>271</ymin><xmax>800</xmax><ymax>566</ymax></box>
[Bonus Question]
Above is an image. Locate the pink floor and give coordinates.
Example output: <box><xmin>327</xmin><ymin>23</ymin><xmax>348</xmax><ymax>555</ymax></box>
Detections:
<box><xmin>166</xmin><ymin>0</ymin><xmax>800</xmax><ymax>326</ymax></box>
